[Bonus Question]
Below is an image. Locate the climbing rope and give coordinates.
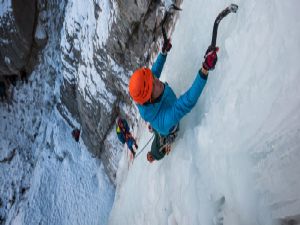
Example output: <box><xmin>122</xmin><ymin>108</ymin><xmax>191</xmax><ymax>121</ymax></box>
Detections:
<box><xmin>134</xmin><ymin>134</ymin><xmax>155</xmax><ymax>159</ymax></box>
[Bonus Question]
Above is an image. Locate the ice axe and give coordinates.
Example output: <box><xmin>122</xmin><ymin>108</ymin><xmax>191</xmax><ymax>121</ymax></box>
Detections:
<box><xmin>210</xmin><ymin>4</ymin><xmax>238</xmax><ymax>49</ymax></box>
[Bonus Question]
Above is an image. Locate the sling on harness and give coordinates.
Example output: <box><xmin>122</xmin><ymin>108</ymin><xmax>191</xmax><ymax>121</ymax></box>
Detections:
<box><xmin>158</xmin><ymin>124</ymin><xmax>179</xmax><ymax>153</ymax></box>
<box><xmin>149</xmin><ymin>124</ymin><xmax>179</xmax><ymax>161</ymax></box>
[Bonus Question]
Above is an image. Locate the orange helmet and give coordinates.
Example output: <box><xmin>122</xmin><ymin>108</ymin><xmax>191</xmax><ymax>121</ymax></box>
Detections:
<box><xmin>129</xmin><ymin>68</ymin><xmax>153</xmax><ymax>104</ymax></box>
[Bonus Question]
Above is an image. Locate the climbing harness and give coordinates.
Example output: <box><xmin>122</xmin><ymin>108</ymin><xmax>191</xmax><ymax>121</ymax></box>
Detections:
<box><xmin>158</xmin><ymin>124</ymin><xmax>179</xmax><ymax>153</ymax></box>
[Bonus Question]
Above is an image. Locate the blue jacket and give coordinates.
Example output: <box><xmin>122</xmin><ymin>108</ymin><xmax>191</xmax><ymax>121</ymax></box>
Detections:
<box><xmin>137</xmin><ymin>53</ymin><xmax>207</xmax><ymax>136</ymax></box>
<box><xmin>116</xmin><ymin>119</ymin><xmax>130</xmax><ymax>144</ymax></box>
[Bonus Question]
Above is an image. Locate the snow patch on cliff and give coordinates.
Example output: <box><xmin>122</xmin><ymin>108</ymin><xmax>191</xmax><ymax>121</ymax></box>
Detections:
<box><xmin>60</xmin><ymin>0</ymin><xmax>115</xmax><ymax>111</ymax></box>
<box><xmin>0</xmin><ymin>1</ymin><xmax>11</xmax><ymax>17</ymax></box>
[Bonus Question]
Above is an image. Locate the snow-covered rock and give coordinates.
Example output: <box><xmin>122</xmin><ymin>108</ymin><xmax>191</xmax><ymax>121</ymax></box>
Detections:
<box><xmin>60</xmin><ymin>0</ymin><xmax>182</xmax><ymax>183</ymax></box>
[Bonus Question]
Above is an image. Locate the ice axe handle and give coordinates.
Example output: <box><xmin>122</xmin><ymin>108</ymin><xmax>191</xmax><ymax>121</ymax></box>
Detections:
<box><xmin>210</xmin><ymin>4</ymin><xmax>238</xmax><ymax>48</ymax></box>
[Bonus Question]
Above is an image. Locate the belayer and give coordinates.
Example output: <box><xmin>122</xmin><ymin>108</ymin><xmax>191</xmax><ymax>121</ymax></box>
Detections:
<box><xmin>116</xmin><ymin>117</ymin><xmax>138</xmax><ymax>157</ymax></box>
<box><xmin>128</xmin><ymin>39</ymin><xmax>218</xmax><ymax>163</ymax></box>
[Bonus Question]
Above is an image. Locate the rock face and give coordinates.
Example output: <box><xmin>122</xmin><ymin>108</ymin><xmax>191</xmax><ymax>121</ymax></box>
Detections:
<box><xmin>0</xmin><ymin>0</ymin><xmax>182</xmax><ymax>184</ymax></box>
<box><xmin>106</xmin><ymin>0</ymin><xmax>163</xmax><ymax>69</ymax></box>
<box><xmin>0</xmin><ymin>0</ymin><xmax>37</xmax><ymax>75</ymax></box>
<box><xmin>59</xmin><ymin>0</ymin><xmax>182</xmax><ymax>183</ymax></box>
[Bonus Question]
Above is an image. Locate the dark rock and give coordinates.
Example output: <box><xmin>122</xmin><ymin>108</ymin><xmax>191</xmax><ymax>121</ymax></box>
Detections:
<box><xmin>72</xmin><ymin>129</ymin><xmax>80</xmax><ymax>142</ymax></box>
<box><xmin>21</xmin><ymin>187</ymin><xmax>30</xmax><ymax>195</ymax></box>
<box><xmin>0</xmin><ymin>148</ymin><xmax>17</xmax><ymax>164</ymax></box>
<box><xmin>0</xmin><ymin>0</ymin><xmax>37</xmax><ymax>76</ymax></box>
<box><xmin>20</xmin><ymin>69</ymin><xmax>28</xmax><ymax>83</ymax></box>
<box><xmin>280</xmin><ymin>215</ymin><xmax>300</xmax><ymax>225</ymax></box>
<box><xmin>0</xmin><ymin>216</ymin><xmax>5</xmax><ymax>225</ymax></box>
<box><xmin>5</xmin><ymin>74</ymin><xmax>18</xmax><ymax>86</ymax></box>
<box><xmin>60</xmin><ymin>0</ymin><xmax>182</xmax><ymax>183</ymax></box>
<box><xmin>0</xmin><ymin>81</ymin><xmax>7</xmax><ymax>100</ymax></box>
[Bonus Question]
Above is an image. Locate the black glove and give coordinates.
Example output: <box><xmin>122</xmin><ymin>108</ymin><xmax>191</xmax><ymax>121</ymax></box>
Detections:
<box><xmin>162</xmin><ymin>38</ymin><xmax>172</xmax><ymax>54</ymax></box>
<box><xmin>202</xmin><ymin>46</ymin><xmax>219</xmax><ymax>71</ymax></box>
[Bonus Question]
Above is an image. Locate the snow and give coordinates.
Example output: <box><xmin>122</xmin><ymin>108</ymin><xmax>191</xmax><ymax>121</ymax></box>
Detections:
<box><xmin>9</xmin><ymin>112</ymin><xmax>115</xmax><ymax>225</ymax></box>
<box><xmin>109</xmin><ymin>0</ymin><xmax>300</xmax><ymax>224</ymax></box>
<box><xmin>1</xmin><ymin>60</ymin><xmax>114</xmax><ymax>225</ymax></box>
<box><xmin>0</xmin><ymin>0</ymin><xmax>11</xmax><ymax>17</ymax></box>
<box><xmin>1</xmin><ymin>1</ymin><xmax>115</xmax><ymax>224</ymax></box>
<box><xmin>95</xmin><ymin>0</ymin><xmax>113</xmax><ymax>48</ymax></box>
<box><xmin>60</xmin><ymin>0</ymin><xmax>116</xmax><ymax>111</ymax></box>
<box><xmin>4</xmin><ymin>56</ymin><xmax>11</xmax><ymax>64</ymax></box>
<box><xmin>35</xmin><ymin>22</ymin><xmax>47</xmax><ymax>40</ymax></box>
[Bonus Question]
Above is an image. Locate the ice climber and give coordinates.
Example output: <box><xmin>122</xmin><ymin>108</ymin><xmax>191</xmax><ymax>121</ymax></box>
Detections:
<box><xmin>116</xmin><ymin>117</ymin><xmax>138</xmax><ymax>157</ymax></box>
<box><xmin>128</xmin><ymin>39</ymin><xmax>218</xmax><ymax>163</ymax></box>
